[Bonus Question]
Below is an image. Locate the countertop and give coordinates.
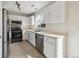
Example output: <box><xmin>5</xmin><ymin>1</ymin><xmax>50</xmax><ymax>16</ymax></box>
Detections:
<box><xmin>36</xmin><ymin>31</ymin><xmax>64</xmax><ymax>38</ymax></box>
<box><xmin>26</xmin><ymin>29</ymin><xmax>64</xmax><ymax>38</ymax></box>
<box><xmin>26</xmin><ymin>29</ymin><xmax>35</xmax><ymax>32</ymax></box>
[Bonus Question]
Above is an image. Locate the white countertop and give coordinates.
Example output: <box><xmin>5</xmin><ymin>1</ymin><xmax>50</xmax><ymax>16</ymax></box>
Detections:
<box><xmin>26</xmin><ymin>29</ymin><xmax>64</xmax><ymax>38</ymax></box>
<box><xmin>36</xmin><ymin>31</ymin><xmax>64</xmax><ymax>38</ymax></box>
<box><xmin>26</xmin><ymin>29</ymin><xmax>35</xmax><ymax>32</ymax></box>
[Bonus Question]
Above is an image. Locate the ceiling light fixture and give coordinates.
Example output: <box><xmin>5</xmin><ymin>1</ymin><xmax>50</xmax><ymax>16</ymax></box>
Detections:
<box><xmin>16</xmin><ymin>1</ymin><xmax>21</xmax><ymax>10</ymax></box>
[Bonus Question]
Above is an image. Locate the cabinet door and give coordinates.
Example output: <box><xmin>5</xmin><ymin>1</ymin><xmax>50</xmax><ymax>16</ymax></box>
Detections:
<box><xmin>30</xmin><ymin>32</ymin><xmax>32</xmax><ymax>44</ymax></box>
<box><xmin>27</xmin><ymin>32</ymin><xmax>30</xmax><ymax>42</ymax></box>
<box><xmin>29</xmin><ymin>32</ymin><xmax>35</xmax><ymax>46</ymax></box>
<box><xmin>26</xmin><ymin>32</ymin><xmax>29</xmax><ymax>41</ymax></box>
<box><xmin>42</xmin><ymin>6</ymin><xmax>50</xmax><ymax>24</ymax></box>
<box><xmin>28</xmin><ymin>32</ymin><xmax>31</xmax><ymax>43</ymax></box>
<box><xmin>23</xmin><ymin>31</ymin><xmax>29</xmax><ymax>40</ymax></box>
<box><xmin>31</xmin><ymin>32</ymin><xmax>35</xmax><ymax>46</ymax></box>
<box><xmin>42</xmin><ymin>9</ymin><xmax>46</xmax><ymax>24</ymax></box>
<box><xmin>50</xmin><ymin>1</ymin><xmax>65</xmax><ymax>23</ymax></box>
<box><xmin>44</xmin><ymin>41</ymin><xmax>56</xmax><ymax>58</ymax></box>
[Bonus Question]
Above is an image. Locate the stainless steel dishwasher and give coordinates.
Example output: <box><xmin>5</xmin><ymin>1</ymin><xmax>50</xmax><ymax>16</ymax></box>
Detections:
<box><xmin>35</xmin><ymin>33</ymin><xmax>44</xmax><ymax>54</ymax></box>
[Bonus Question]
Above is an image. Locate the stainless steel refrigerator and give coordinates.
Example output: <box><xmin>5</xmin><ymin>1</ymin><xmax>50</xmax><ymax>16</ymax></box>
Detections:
<box><xmin>2</xmin><ymin>9</ymin><xmax>10</xmax><ymax>58</ymax></box>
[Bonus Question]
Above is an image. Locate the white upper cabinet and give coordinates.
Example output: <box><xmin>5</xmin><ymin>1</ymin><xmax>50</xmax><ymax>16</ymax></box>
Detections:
<box><xmin>42</xmin><ymin>1</ymin><xmax>66</xmax><ymax>24</ymax></box>
<box><xmin>42</xmin><ymin>6</ymin><xmax>49</xmax><ymax>24</ymax></box>
<box><xmin>50</xmin><ymin>1</ymin><xmax>66</xmax><ymax>23</ymax></box>
<box><xmin>34</xmin><ymin>13</ymin><xmax>43</xmax><ymax>28</ymax></box>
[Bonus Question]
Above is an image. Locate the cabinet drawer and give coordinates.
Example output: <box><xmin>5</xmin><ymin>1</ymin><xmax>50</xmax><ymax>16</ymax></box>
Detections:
<box><xmin>44</xmin><ymin>36</ymin><xmax>56</xmax><ymax>45</ymax></box>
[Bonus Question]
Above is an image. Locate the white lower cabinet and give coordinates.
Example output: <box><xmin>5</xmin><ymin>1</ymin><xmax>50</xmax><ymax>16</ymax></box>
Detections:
<box><xmin>27</xmin><ymin>32</ymin><xmax>64</xmax><ymax>58</ymax></box>
<box><xmin>44</xmin><ymin>36</ymin><xmax>56</xmax><ymax>58</ymax></box>
<box><xmin>31</xmin><ymin>32</ymin><xmax>35</xmax><ymax>46</ymax></box>
<box><xmin>27</xmin><ymin>32</ymin><xmax>30</xmax><ymax>42</ymax></box>
<box><xmin>28</xmin><ymin>32</ymin><xmax>31</xmax><ymax>42</ymax></box>
<box><xmin>29</xmin><ymin>32</ymin><xmax>35</xmax><ymax>46</ymax></box>
<box><xmin>25</xmin><ymin>31</ymin><xmax>29</xmax><ymax>41</ymax></box>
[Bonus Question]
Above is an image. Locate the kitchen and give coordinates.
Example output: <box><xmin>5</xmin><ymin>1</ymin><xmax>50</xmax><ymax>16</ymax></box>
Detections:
<box><xmin>1</xmin><ymin>1</ymin><xmax>79</xmax><ymax>58</ymax></box>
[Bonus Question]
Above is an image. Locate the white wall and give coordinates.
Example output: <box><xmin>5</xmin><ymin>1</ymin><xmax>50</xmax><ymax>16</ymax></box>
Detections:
<box><xmin>9</xmin><ymin>15</ymin><xmax>31</xmax><ymax>40</ymax></box>
<box><xmin>0</xmin><ymin>1</ymin><xmax>2</xmax><ymax>58</ymax></box>
<box><xmin>67</xmin><ymin>2</ymin><xmax>79</xmax><ymax>57</ymax></box>
<box><xmin>42</xmin><ymin>2</ymin><xmax>79</xmax><ymax>57</ymax></box>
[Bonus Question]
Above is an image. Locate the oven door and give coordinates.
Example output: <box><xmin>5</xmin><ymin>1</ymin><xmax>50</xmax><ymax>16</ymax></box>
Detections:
<box><xmin>11</xmin><ymin>31</ymin><xmax>22</xmax><ymax>43</ymax></box>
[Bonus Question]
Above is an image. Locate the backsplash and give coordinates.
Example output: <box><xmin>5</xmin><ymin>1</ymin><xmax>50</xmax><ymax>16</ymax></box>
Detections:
<box><xmin>40</xmin><ymin>23</ymin><xmax>68</xmax><ymax>34</ymax></box>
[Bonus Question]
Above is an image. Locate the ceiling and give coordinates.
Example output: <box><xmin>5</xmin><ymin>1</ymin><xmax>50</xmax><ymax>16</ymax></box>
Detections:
<box><xmin>2</xmin><ymin>1</ymin><xmax>53</xmax><ymax>15</ymax></box>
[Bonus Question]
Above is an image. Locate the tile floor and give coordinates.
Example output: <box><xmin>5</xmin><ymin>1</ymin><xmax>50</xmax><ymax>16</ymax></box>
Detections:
<box><xmin>9</xmin><ymin>40</ymin><xmax>45</xmax><ymax>58</ymax></box>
